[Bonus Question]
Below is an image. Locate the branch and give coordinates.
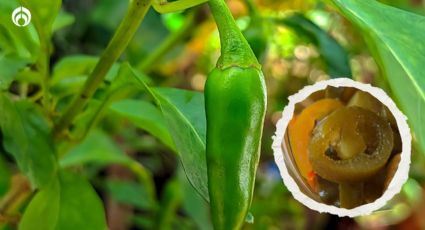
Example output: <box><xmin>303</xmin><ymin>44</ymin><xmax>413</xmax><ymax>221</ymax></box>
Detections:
<box><xmin>53</xmin><ymin>0</ymin><xmax>153</xmax><ymax>138</ymax></box>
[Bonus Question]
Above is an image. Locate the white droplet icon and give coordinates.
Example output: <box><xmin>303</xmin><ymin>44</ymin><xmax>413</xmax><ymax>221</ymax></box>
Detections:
<box><xmin>12</xmin><ymin>6</ymin><xmax>31</xmax><ymax>27</ymax></box>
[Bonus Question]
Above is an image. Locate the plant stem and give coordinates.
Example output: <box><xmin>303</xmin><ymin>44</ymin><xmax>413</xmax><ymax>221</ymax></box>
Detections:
<box><xmin>53</xmin><ymin>0</ymin><xmax>153</xmax><ymax>138</ymax></box>
<box><xmin>138</xmin><ymin>11</ymin><xmax>195</xmax><ymax>73</ymax></box>
<box><xmin>0</xmin><ymin>175</ymin><xmax>31</xmax><ymax>223</ymax></box>
<box><xmin>208</xmin><ymin>0</ymin><xmax>259</xmax><ymax>69</ymax></box>
<box><xmin>39</xmin><ymin>33</ymin><xmax>51</xmax><ymax>108</ymax></box>
<box><xmin>243</xmin><ymin>0</ymin><xmax>258</xmax><ymax>17</ymax></box>
<box><xmin>154</xmin><ymin>179</ymin><xmax>181</xmax><ymax>229</ymax></box>
<box><xmin>128</xmin><ymin>161</ymin><xmax>158</xmax><ymax>202</ymax></box>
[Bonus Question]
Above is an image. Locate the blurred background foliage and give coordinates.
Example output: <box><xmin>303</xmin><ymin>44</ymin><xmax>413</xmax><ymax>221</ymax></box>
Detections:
<box><xmin>1</xmin><ymin>0</ymin><xmax>425</xmax><ymax>229</ymax></box>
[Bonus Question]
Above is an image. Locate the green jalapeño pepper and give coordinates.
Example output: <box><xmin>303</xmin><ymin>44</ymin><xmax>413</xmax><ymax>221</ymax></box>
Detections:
<box><xmin>206</xmin><ymin>0</ymin><xmax>267</xmax><ymax>229</ymax></box>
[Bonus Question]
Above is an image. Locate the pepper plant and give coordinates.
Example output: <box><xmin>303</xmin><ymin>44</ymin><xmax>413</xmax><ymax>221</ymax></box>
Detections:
<box><xmin>0</xmin><ymin>0</ymin><xmax>425</xmax><ymax>229</ymax></box>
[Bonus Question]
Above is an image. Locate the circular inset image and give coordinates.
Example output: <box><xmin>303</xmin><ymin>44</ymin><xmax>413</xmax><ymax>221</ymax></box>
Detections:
<box><xmin>272</xmin><ymin>78</ymin><xmax>411</xmax><ymax>217</ymax></box>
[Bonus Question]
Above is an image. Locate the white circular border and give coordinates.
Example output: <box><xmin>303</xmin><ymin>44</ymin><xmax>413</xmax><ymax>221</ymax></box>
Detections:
<box><xmin>272</xmin><ymin>78</ymin><xmax>411</xmax><ymax>217</ymax></box>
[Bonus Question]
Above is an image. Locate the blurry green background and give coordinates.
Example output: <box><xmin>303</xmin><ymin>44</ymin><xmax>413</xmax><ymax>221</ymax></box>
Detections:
<box><xmin>1</xmin><ymin>0</ymin><xmax>425</xmax><ymax>229</ymax></box>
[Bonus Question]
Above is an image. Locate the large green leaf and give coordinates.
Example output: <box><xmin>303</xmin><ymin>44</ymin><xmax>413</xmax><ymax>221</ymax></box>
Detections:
<box><xmin>19</xmin><ymin>171</ymin><xmax>108</xmax><ymax>230</ymax></box>
<box><xmin>280</xmin><ymin>13</ymin><xmax>352</xmax><ymax>78</ymax></box>
<box><xmin>0</xmin><ymin>94</ymin><xmax>56</xmax><ymax>188</ymax></box>
<box><xmin>330</xmin><ymin>0</ymin><xmax>425</xmax><ymax>153</ymax></box>
<box><xmin>130</xmin><ymin>67</ymin><xmax>209</xmax><ymax>202</ymax></box>
<box><xmin>152</xmin><ymin>88</ymin><xmax>209</xmax><ymax>202</ymax></box>
<box><xmin>110</xmin><ymin>99</ymin><xmax>176</xmax><ymax>151</ymax></box>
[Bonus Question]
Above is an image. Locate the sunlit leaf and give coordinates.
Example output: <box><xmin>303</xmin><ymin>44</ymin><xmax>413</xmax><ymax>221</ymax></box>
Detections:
<box><xmin>162</xmin><ymin>12</ymin><xmax>185</xmax><ymax>32</ymax></box>
<box><xmin>331</xmin><ymin>0</ymin><xmax>425</xmax><ymax>153</ymax></box>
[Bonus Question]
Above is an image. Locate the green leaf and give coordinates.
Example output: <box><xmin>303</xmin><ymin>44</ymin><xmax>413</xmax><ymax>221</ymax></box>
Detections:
<box><xmin>178</xmin><ymin>168</ymin><xmax>212</xmax><ymax>230</ymax></box>
<box><xmin>52</xmin><ymin>55</ymin><xmax>120</xmax><ymax>81</ymax></box>
<box><xmin>0</xmin><ymin>94</ymin><xmax>56</xmax><ymax>188</ymax></box>
<box><xmin>0</xmin><ymin>0</ymin><xmax>39</xmax><ymax>59</ymax></box>
<box><xmin>330</xmin><ymin>0</ymin><xmax>425</xmax><ymax>153</ymax></box>
<box><xmin>19</xmin><ymin>174</ymin><xmax>60</xmax><ymax>230</ymax></box>
<box><xmin>162</xmin><ymin>12</ymin><xmax>185</xmax><ymax>32</ymax></box>
<box><xmin>51</xmin><ymin>55</ymin><xmax>120</xmax><ymax>90</ymax></box>
<box><xmin>19</xmin><ymin>171</ymin><xmax>108</xmax><ymax>230</ymax></box>
<box><xmin>0</xmin><ymin>55</ymin><xmax>29</xmax><ymax>90</ymax></box>
<box><xmin>105</xmin><ymin>179</ymin><xmax>153</xmax><ymax>210</ymax></box>
<box><xmin>52</xmin><ymin>10</ymin><xmax>75</xmax><ymax>32</ymax></box>
<box><xmin>51</xmin><ymin>57</ymin><xmax>149</xmax><ymax>99</ymax></box>
<box><xmin>60</xmin><ymin>129</ymin><xmax>157</xmax><ymax>205</ymax></box>
<box><xmin>130</xmin><ymin>66</ymin><xmax>209</xmax><ymax>202</ymax></box>
<box><xmin>60</xmin><ymin>129</ymin><xmax>132</xmax><ymax>167</ymax></box>
<box><xmin>21</xmin><ymin>0</ymin><xmax>61</xmax><ymax>38</ymax></box>
<box><xmin>109</xmin><ymin>99</ymin><xmax>176</xmax><ymax>151</ymax></box>
<box><xmin>132</xmin><ymin>215</ymin><xmax>154</xmax><ymax>229</ymax></box>
<box><xmin>90</xmin><ymin>0</ymin><xmax>127</xmax><ymax>30</ymax></box>
<box><xmin>280</xmin><ymin>13</ymin><xmax>352</xmax><ymax>78</ymax></box>
<box><xmin>0</xmin><ymin>154</ymin><xmax>11</xmax><ymax>197</ymax></box>
<box><xmin>50</xmin><ymin>55</ymin><xmax>122</xmax><ymax>99</ymax></box>
<box><xmin>152</xmin><ymin>87</ymin><xmax>209</xmax><ymax>200</ymax></box>
<box><xmin>155</xmin><ymin>178</ymin><xmax>182</xmax><ymax>230</ymax></box>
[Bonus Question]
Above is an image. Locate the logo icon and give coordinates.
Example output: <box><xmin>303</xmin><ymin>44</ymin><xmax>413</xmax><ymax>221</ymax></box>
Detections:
<box><xmin>12</xmin><ymin>6</ymin><xmax>31</xmax><ymax>27</ymax></box>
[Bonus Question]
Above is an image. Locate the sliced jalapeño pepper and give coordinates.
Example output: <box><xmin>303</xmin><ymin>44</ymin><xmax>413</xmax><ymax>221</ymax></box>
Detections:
<box><xmin>309</xmin><ymin>106</ymin><xmax>394</xmax><ymax>183</ymax></box>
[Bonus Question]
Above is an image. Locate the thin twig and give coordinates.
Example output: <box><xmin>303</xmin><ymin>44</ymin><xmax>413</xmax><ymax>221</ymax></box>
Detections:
<box><xmin>0</xmin><ymin>175</ymin><xmax>31</xmax><ymax>224</ymax></box>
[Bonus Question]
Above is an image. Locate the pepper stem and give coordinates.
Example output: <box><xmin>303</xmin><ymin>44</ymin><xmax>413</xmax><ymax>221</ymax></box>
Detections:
<box><xmin>208</xmin><ymin>0</ymin><xmax>260</xmax><ymax>69</ymax></box>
